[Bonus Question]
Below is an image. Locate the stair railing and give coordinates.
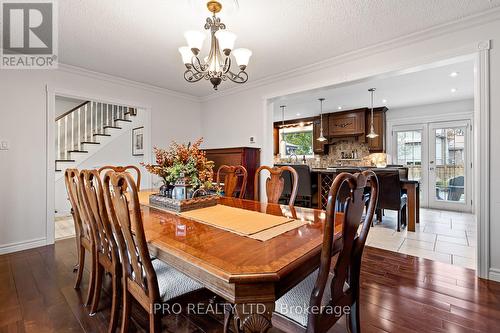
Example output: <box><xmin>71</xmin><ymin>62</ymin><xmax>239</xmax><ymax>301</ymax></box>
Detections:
<box><xmin>55</xmin><ymin>101</ymin><xmax>135</xmax><ymax>160</ymax></box>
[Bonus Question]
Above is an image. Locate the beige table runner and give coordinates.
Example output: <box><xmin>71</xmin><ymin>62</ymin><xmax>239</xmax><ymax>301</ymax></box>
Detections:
<box><xmin>138</xmin><ymin>192</ymin><xmax>307</xmax><ymax>241</ymax></box>
<box><xmin>180</xmin><ymin>205</ymin><xmax>294</xmax><ymax>235</ymax></box>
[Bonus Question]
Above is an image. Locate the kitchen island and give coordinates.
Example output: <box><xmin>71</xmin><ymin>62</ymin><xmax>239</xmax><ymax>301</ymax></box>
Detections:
<box><xmin>311</xmin><ymin>167</ymin><xmax>420</xmax><ymax>232</ymax></box>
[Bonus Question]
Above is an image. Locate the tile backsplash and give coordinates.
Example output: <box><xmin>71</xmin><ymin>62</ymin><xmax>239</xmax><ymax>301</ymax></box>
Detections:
<box><xmin>275</xmin><ymin>140</ymin><xmax>377</xmax><ymax>168</ymax></box>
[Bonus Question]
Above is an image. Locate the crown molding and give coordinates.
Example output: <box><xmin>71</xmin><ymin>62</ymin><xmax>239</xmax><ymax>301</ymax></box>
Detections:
<box><xmin>200</xmin><ymin>6</ymin><xmax>500</xmax><ymax>102</ymax></box>
<box><xmin>57</xmin><ymin>63</ymin><xmax>200</xmax><ymax>103</ymax></box>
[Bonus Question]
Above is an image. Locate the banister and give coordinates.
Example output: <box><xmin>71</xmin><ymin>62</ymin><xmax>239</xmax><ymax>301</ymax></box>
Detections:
<box><xmin>55</xmin><ymin>101</ymin><xmax>90</xmax><ymax>121</ymax></box>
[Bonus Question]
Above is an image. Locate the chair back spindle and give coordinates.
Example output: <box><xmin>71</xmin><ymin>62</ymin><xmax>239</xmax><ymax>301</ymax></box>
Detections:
<box><xmin>103</xmin><ymin>171</ymin><xmax>160</xmax><ymax>303</ymax></box>
<box><xmin>254</xmin><ymin>165</ymin><xmax>299</xmax><ymax>205</ymax></box>
<box><xmin>99</xmin><ymin>165</ymin><xmax>142</xmax><ymax>191</ymax></box>
<box><xmin>307</xmin><ymin>171</ymin><xmax>378</xmax><ymax>332</ymax></box>
<box><xmin>216</xmin><ymin>165</ymin><xmax>248</xmax><ymax>198</ymax></box>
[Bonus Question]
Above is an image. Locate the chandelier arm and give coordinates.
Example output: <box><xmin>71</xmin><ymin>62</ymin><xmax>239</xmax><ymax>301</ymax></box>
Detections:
<box><xmin>226</xmin><ymin>70</ymin><xmax>248</xmax><ymax>84</ymax></box>
<box><xmin>222</xmin><ymin>56</ymin><xmax>231</xmax><ymax>74</ymax></box>
<box><xmin>184</xmin><ymin>69</ymin><xmax>205</xmax><ymax>83</ymax></box>
<box><xmin>190</xmin><ymin>56</ymin><xmax>208</xmax><ymax>74</ymax></box>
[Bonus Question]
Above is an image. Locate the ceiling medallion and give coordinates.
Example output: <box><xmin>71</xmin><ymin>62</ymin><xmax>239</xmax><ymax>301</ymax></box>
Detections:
<box><xmin>179</xmin><ymin>0</ymin><xmax>252</xmax><ymax>90</ymax></box>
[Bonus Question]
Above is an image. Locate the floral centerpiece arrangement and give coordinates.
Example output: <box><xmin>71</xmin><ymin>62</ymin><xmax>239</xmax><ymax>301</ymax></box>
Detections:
<box><xmin>142</xmin><ymin>138</ymin><xmax>215</xmax><ymax>198</ymax></box>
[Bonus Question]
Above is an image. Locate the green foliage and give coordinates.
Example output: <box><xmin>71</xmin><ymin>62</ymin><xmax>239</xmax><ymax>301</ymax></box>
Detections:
<box><xmin>284</xmin><ymin>131</ymin><xmax>313</xmax><ymax>155</ymax></box>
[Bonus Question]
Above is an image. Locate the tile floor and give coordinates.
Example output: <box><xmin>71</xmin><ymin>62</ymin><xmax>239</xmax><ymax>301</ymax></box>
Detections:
<box><xmin>54</xmin><ymin>215</ymin><xmax>76</xmax><ymax>240</ymax></box>
<box><xmin>366</xmin><ymin>208</ymin><xmax>476</xmax><ymax>269</ymax></box>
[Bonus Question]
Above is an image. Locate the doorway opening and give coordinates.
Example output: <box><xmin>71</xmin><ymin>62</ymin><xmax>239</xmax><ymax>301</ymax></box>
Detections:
<box><xmin>268</xmin><ymin>56</ymin><xmax>478</xmax><ymax>270</ymax></box>
<box><xmin>47</xmin><ymin>90</ymin><xmax>152</xmax><ymax>243</ymax></box>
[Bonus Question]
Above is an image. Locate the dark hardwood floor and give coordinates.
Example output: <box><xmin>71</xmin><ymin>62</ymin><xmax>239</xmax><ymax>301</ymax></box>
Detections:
<box><xmin>1</xmin><ymin>238</ymin><xmax>499</xmax><ymax>333</ymax></box>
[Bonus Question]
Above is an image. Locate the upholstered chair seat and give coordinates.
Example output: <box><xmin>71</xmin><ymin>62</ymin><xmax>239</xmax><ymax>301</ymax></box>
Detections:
<box><xmin>275</xmin><ymin>269</ymin><xmax>335</xmax><ymax>327</ymax></box>
<box><xmin>152</xmin><ymin>259</ymin><xmax>203</xmax><ymax>302</ymax></box>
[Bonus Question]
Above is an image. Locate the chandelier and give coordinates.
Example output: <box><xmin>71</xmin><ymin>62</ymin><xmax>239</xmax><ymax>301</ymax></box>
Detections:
<box><xmin>179</xmin><ymin>0</ymin><xmax>252</xmax><ymax>90</ymax></box>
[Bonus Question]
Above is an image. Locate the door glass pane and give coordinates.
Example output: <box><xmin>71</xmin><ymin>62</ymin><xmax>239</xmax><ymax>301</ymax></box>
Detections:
<box><xmin>433</xmin><ymin>127</ymin><xmax>465</xmax><ymax>202</ymax></box>
<box><xmin>396</xmin><ymin>130</ymin><xmax>422</xmax><ymax>182</ymax></box>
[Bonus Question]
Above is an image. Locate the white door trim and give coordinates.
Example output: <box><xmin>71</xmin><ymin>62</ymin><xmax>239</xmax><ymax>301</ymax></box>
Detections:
<box><xmin>45</xmin><ymin>86</ymin><xmax>153</xmax><ymax>246</ymax></box>
<box><xmin>474</xmin><ymin>41</ymin><xmax>490</xmax><ymax>279</ymax></box>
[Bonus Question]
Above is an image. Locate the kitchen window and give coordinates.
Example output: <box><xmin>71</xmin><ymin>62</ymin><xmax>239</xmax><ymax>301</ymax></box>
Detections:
<box><xmin>279</xmin><ymin>124</ymin><xmax>314</xmax><ymax>158</ymax></box>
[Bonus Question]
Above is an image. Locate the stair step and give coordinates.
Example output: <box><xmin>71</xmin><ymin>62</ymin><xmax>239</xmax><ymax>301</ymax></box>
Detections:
<box><xmin>114</xmin><ymin>118</ymin><xmax>132</xmax><ymax>123</ymax></box>
<box><xmin>67</xmin><ymin>150</ymin><xmax>89</xmax><ymax>153</ymax></box>
<box><xmin>93</xmin><ymin>133</ymin><xmax>111</xmax><ymax>137</ymax></box>
<box><xmin>81</xmin><ymin>141</ymin><xmax>100</xmax><ymax>145</ymax></box>
<box><xmin>56</xmin><ymin>159</ymin><xmax>75</xmax><ymax>162</ymax></box>
<box><xmin>104</xmin><ymin>126</ymin><xmax>122</xmax><ymax>129</ymax></box>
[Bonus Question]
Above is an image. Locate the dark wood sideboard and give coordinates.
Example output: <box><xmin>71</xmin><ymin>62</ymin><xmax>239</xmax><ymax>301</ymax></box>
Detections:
<box><xmin>204</xmin><ymin>147</ymin><xmax>261</xmax><ymax>199</ymax></box>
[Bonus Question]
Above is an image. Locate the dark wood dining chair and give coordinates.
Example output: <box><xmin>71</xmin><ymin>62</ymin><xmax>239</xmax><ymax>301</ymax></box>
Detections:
<box><xmin>254</xmin><ymin>165</ymin><xmax>298</xmax><ymax>205</ymax></box>
<box><xmin>373</xmin><ymin>169</ymin><xmax>407</xmax><ymax>231</ymax></box>
<box><xmin>64</xmin><ymin>169</ymin><xmax>97</xmax><ymax>309</ymax></box>
<box><xmin>102</xmin><ymin>171</ymin><xmax>204</xmax><ymax>333</ymax></box>
<box><xmin>273</xmin><ymin>171</ymin><xmax>379</xmax><ymax>333</ymax></box>
<box><xmin>216</xmin><ymin>165</ymin><xmax>248</xmax><ymax>198</ymax></box>
<box><xmin>98</xmin><ymin>165</ymin><xmax>142</xmax><ymax>190</ymax></box>
<box><xmin>79</xmin><ymin>169</ymin><xmax>121</xmax><ymax>332</ymax></box>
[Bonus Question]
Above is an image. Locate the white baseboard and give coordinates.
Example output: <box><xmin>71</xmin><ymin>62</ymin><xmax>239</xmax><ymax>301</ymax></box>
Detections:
<box><xmin>0</xmin><ymin>237</ymin><xmax>47</xmax><ymax>255</ymax></box>
<box><xmin>488</xmin><ymin>268</ymin><xmax>500</xmax><ymax>282</ymax></box>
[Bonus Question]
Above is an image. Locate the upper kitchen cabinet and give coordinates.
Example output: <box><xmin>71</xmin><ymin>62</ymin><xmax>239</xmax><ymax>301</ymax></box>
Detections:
<box><xmin>366</xmin><ymin>107</ymin><xmax>387</xmax><ymax>152</ymax></box>
<box><xmin>313</xmin><ymin>116</ymin><xmax>328</xmax><ymax>154</ymax></box>
<box><xmin>328</xmin><ymin>109</ymin><xmax>365</xmax><ymax>138</ymax></box>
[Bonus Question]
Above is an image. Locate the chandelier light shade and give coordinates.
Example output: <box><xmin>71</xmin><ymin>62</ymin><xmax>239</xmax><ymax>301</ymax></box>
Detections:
<box><xmin>180</xmin><ymin>0</ymin><xmax>252</xmax><ymax>90</ymax></box>
<box><xmin>215</xmin><ymin>30</ymin><xmax>237</xmax><ymax>52</ymax></box>
<box><xmin>184</xmin><ymin>31</ymin><xmax>206</xmax><ymax>52</ymax></box>
<box><xmin>179</xmin><ymin>46</ymin><xmax>193</xmax><ymax>64</ymax></box>
<box><xmin>366</xmin><ymin>88</ymin><xmax>379</xmax><ymax>139</ymax></box>
<box><xmin>317</xmin><ymin>98</ymin><xmax>327</xmax><ymax>142</ymax></box>
<box><xmin>232</xmin><ymin>48</ymin><xmax>252</xmax><ymax>69</ymax></box>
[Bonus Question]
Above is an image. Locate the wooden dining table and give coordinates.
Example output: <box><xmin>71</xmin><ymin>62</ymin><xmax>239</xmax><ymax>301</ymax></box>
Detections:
<box><xmin>137</xmin><ymin>192</ymin><xmax>342</xmax><ymax>333</ymax></box>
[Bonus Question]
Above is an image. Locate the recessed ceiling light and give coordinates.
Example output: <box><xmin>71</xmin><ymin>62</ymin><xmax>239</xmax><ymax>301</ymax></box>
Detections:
<box><xmin>382</xmin><ymin>99</ymin><xmax>387</xmax><ymax>103</ymax></box>
<box><xmin>450</xmin><ymin>72</ymin><xmax>459</xmax><ymax>77</ymax></box>
<box><xmin>451</xmin><ymin>88</ymin><xmax>457</xmax><ymax>93</ymax></box>
<box><xmin>337</xmin><ymin>106</ymin><xmax>342</xmax><ymax>110</ymax></box>
<box><xmin>296</xmin><ymin>113</ymin><xmax>301</xmax><ymax>116</ymax></box>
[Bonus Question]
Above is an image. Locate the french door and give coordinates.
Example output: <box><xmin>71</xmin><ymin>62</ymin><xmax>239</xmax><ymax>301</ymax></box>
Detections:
<box><xmin>393</xmin><ymin>120</ymin><xmax>472</xmax><ymax>212</ymax></box>
<box><xmin>428</xmin><ymin>121</ymin><xmax>471</xmax><ymax>211</ymax></box>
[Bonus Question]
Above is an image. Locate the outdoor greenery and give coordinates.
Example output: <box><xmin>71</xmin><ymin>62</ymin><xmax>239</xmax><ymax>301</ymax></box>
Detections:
<box><xmin>283</xmin><ymin>131</ymin><xmax>313</xmax><ymax>155</ymax></box>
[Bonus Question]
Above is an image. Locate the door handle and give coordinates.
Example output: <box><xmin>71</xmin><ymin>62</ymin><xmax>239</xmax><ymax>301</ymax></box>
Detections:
<box><xmin>429</xmin><ymin>167</ymin><xmax>434</xmax><ymax>171</ymax></box>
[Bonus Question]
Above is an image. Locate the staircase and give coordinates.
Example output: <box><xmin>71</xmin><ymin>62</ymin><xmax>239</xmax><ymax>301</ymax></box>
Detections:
<box><xmin>55</xmin><ymin>100</ymin><xmax>139</xmax><ymax>179</ymax></box>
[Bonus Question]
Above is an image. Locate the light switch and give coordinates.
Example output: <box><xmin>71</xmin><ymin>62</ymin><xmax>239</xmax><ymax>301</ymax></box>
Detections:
<box><xmin>0</xmin><ymin>141</ymin><xmax>9</xmax><ymax>150</ymax></box>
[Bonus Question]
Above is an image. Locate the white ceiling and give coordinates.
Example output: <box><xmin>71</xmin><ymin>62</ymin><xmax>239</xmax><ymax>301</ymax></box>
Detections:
<box><xmin>59</xmin><ymin>0</ymin><xmax>499</xmax><ymax>97</ymax></box>
<box><xmin>272</xmin><ymin>59</ymin><xmax>474</xmax><ymax>121</ymax></box>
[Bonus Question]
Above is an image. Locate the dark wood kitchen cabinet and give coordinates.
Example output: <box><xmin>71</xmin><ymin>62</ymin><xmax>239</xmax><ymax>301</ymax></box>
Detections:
<box><xmin>313</xmin><ymin>116</ymin><xmax>328</xmax><ymax>154</ymax></box>
<box><xmin>366</xmin><ymin>107</ymin><xmax>387</xmax><ymax>152</ymax></box>
<box><xmin>204</xmin><ymin>147</ymin><xmax>260</xmax><ymax>199</ymax></box>
<box><xmin>328</xmin><ymin>109</ymin><xmax>365</xmax><ymax>137</ymax></box>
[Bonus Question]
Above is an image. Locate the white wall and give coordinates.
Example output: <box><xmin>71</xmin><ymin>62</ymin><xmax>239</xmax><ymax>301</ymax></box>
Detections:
<box><xmin>55</xmin><ymin>96</ymin><xmax>85</xmax><ymax>118</ymax></box>
<box><xmin>200</xmin><ymin>19</ymin><xmax>500</xmax><ymax>279</ymax></box>
<box><xmin>386</xmin><ymin>99</ymin><xmax>474</xmax><ymax>123</ymax></box>
<box><xmin>0</xmin><ymin>67</ymin><xmax>201</xmax><ymax>254</ymax></box>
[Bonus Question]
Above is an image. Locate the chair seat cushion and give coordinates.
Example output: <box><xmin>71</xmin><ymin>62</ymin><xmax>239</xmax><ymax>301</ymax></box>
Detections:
<box><xmin>275</xmin><ymin>269</ymin><xmax>334</xmax><ymax>327</ymax></box>
<box><xmin>152</xmin><ymin>259</ymin><xmax>203</xmax><ymax>302</ymax></box>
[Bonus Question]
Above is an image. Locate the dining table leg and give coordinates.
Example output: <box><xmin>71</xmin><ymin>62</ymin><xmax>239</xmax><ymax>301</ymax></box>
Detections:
<box><xmin>233</xmin><ymin>302</ymin><xmax>274</xmax><ymax>333</ymax></box>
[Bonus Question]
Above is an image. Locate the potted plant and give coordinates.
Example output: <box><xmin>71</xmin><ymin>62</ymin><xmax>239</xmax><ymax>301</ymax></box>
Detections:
<box><xmin>142</xmin><ymin>138</ymin><xmax>215</xmax><ymax>198</ymax></box>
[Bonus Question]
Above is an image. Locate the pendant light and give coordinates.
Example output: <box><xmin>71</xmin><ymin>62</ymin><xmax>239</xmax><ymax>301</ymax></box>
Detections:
<box><xmin>366</xmin><ymin>88</ymin><xmax>379</xmax><ymax>139</ymax></box>
<box><xmin>280</xmin><ymin>105</ymin><xmax>286</xmax><ymax>143</ymax></box>
<box><xmin>317</xmin><ymin>98</ymin><xmax>327</xmax><ymax>142</ymax></box>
